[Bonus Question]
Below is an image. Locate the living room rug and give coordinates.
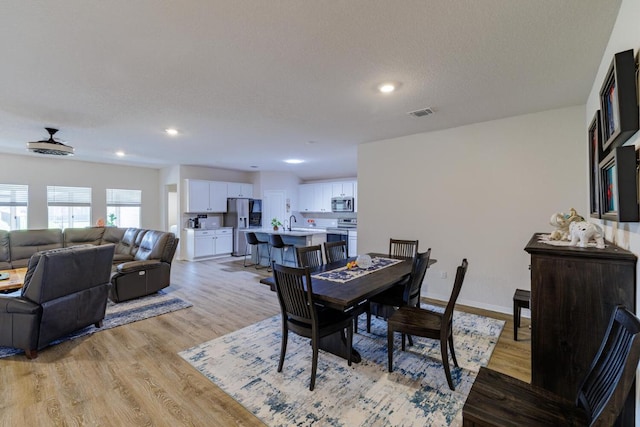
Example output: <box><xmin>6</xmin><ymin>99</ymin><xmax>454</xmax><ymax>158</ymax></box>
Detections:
<box><xmin>0</xmin><ymin>290</ymin><xmax>192</xmax><ymax>358</ymax></box>
<box><xmin>179</xmin><ymin>306</ymin><xmax>504</xmax><ymax>427</ymax></box>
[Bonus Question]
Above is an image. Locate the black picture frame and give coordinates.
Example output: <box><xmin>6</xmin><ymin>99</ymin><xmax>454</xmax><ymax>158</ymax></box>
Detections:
<box><xmin>599</xmin><ymin>145</ymin><xmax>639</xmax><ymax>222</ymax></box>
<box><xmin>588</xmin><ymin>111</ymin><xmax>603</xmax><ymax>218</ymax></box>
<box><xmin>599</xmin><ymin>49</ymin><xmax>639</xmax><ymax>153</ymax></box>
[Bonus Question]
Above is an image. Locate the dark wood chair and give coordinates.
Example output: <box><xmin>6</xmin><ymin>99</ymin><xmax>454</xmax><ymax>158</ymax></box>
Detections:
<box><xmin>367</xmin><ymin>238</ymin><xmax>420</xmax><ymax>326</ymax></box>
<box><xmin>387</xmin><ymin>258</ymin><xmax>468</xmax><ymax>391</ymax></box>
<box><xmin>463</xmin><ymin>305</ymin><xmax>640</xmax><ymax>426</ymax></box>
<box><xmin>324</xmin><ymin>240</ymin><xmax>347</xmax><ymax>264</ymax></box>
<box><xmin>272</xmin><ymin>263</ymin><xmax>354</xmax><ymax>391</ymax></box>
<box><xmin>366</xmin><ymin>249</ymin><xmax>432</xmax><ymax>333</ymax></box>
<box><xmin>244</xmin><ymin>232</ymin><xmax>267</xmax><ymax>268</ymax></box>
<box><xmin>296</xmin><ymin>244</ymin><xmax>323</xmax><ymax>268</ymax></box>
<box><xmin>389</xmin><ymin>238</ymin><xmax>419</xmax><ymax>258</ymax></box>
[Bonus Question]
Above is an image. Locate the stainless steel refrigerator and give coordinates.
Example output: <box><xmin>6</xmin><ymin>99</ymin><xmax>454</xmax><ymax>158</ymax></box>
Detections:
<box><xmin>225</xmin><ymin>198</ymin><xmax>262</xmax><ymax>256</ymax></box>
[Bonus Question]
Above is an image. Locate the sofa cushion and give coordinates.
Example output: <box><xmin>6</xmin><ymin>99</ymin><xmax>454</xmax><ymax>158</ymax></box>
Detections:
<box><xmin>0</xmin><ymin>230</ymin><xmax>10</xmax><ymax>270</ymax></box>
<box><xmin>134</xmin><ymin>230</ymin><xmax>170</xmax><ymax>261</ymax></box>
<box><xmin>101</xmin><ymin>227</ymin><xmax>126</xmax><ymax>246</ymax></box>
<box><xmin>63</xmin><ymin>227</ymin><xmax>106</xmax><ymax>247</ymax></box>
<box><xmin>9</xmin><ymin>229</ymin><xmax>63</xmax><ymax>268</ymax></box>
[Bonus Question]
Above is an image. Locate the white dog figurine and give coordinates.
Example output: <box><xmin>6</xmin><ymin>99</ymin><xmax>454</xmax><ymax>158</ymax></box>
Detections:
<box><xmin>549</xmin><ymin>208</ymin><xmax>584</xmax><ymax>241</ymax></box>
<box><xmin>569</xmin><ymin>221</ymin><xmax>605</xmax><ymax>249</ymax></box>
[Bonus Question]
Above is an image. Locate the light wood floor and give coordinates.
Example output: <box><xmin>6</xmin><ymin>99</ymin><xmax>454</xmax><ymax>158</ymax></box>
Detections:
<box><xmin>0</xmin><ymin>257</ymin><xmax>531</xmax><ymax>426</ymax></box>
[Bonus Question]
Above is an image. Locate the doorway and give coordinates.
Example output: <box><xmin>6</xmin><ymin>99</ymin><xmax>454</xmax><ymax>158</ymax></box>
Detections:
<box><xmin>263</xmin><ymin>190</ymin><xmax>286</xmax><ymax>229</ymax></box>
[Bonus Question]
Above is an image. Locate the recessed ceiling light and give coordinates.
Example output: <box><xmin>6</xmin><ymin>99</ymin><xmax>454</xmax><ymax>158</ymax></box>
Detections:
<box><xmin>165</xmin><ymin>128</ymin><xmax>179</xmax><ymax>136</ymax></box>
<box><xmin>115</xmin><ymin>151</ymin><xmax>125</xmax><ymax>157</ymax></box>
<box><xmin>284</xmin><ymin>159</ymin><xmax>304</xmax><ymax>164</ymax></box>
<box><xmin>378</xmin><ymin>83</ymin><xmax>396</xmax><ymax>93</ymax></box>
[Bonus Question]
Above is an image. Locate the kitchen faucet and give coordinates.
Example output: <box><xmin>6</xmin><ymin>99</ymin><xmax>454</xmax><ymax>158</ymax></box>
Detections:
<box><xmin>288</xmin><ymin>214</ymin><xmax>297</xmax><ymax>231</ymax></box>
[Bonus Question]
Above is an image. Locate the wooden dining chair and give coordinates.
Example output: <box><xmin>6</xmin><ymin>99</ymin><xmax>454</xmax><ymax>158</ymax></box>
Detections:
<box><xmin>324</xmin><ymin>240</ymin><xmax>347</xmax><ymax>264</ymax></box>
<box><xmin>389</xmin><ymin>238</ymin><xmax>419</xmax><ymax>258</ymax></box>
<box><xmin>366</xmin><ymin>249</ymin><xmax>431</xmax><ymax>333</ymax></box>
<box><xmin>367</xmin><ymin>238</ymin><xmax>421</xmax><ymax>328</ymax></box>
<box><xmin>296</xmin><ymin>244</ymin><xmax>324</xmax><ymax>268</ymax></box>
<box><xmin>463</xmin><ymin>305</ymin><xmax>640</xmax><ymax>426</ymax></box>
<box><xmin>272</xmin><ymin>263</ymin><xmax>354</xmax><ymax>391</ymax></box>
<box><xmin>387</xmin><ymin>258</ymin><xmax>468</xmax><ymax>391</ymax></box>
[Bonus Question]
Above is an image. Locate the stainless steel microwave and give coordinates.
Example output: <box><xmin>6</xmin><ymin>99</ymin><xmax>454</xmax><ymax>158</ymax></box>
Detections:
<box><xmin>331</xmin><ymin>197</ymin><xmax>354</xmax><ymax>212</ymax></box>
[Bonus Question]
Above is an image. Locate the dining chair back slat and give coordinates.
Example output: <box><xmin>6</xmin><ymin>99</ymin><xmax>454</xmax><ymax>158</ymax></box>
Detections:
<box><xmin>324</xmin><ymin>240</ymin><xmax>348</xmax><ymax>264</ymax></box>
<box><xmin>389</xmin><ymin>239</ymin><xmax>419</xmax><ymax>258</ymax></box>
<box><xmin>296</xmin><ymin>245</ymin><xmax>324</xmax><ymax>269</ymax></box>
<box><xmin>272</xmin><ymin>263</ymin><xmax>354</xmax><ymax>391</ymax></box>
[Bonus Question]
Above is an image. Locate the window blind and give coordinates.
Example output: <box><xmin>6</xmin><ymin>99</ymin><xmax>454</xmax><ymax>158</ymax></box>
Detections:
<box><xmin>106</xmin><ymin>189</ymin><xmax>142</xmax><ymax>206</ymax></box>
<box><xmin>47</xmin><ymin>186</ymin><xmax>92</xmax><ymax>206</ymax></box>
<box><xmin>0</xmin><ymin>184</ymin><xmax>28</xmax><ymax>206</ymax></box>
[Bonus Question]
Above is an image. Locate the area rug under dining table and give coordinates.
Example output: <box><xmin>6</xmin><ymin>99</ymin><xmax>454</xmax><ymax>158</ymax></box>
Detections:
<box><xmin>179</xmin><ymin>306</ymin><xmax>505</xmax><ymax>426</ymax></box>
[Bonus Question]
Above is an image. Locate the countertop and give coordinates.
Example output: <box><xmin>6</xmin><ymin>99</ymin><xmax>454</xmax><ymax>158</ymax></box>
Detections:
<box><xmin>253</xmin><ymin>227</ymin><xmax>327</xmax><ymax>236</ymax></box>
<box><xmin>183</xmin><ymin>227</ymin><xmax>232</xmax><ymax>231</ymax></box>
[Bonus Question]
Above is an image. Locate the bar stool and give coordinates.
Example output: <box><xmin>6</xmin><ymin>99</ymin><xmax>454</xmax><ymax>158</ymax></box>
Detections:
<box><xmin>268</xmin><ymin>234</ymin><xmax>296</xmax><ymax>270</ymax></box>
<box><xmin>513</xmin><ymin>289</ymin><xmax>531</xmax><ymax>341</ymax></box>
<box><xmin>244</xmin><ymin>232</ymin><xmax>267</xmax><ymax>269</ymax></box>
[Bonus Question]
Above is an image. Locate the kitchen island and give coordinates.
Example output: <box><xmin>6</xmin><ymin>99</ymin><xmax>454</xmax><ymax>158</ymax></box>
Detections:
<box><xmin>250</xmin><ymin>228</ymin><xmax>327</xmax><ymax>267</ymax></box>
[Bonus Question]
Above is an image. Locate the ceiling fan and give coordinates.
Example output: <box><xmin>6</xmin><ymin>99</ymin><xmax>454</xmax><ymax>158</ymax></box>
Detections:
<box><xmin>27</xmin><ymin>127</ymin><xmax>74</xmax><ymax>156</ymax></box>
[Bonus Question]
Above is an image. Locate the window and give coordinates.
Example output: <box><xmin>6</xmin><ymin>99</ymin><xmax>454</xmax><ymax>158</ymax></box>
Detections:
<box><xmin>106</xmin><ymin>189</ymin><xmax>141</xmax><ymax>228</ymax></box>
<box><xmin>0</xmin><ymin>184</ymin><xmax>28</xmax><ymax>231</ymax></box>
<box><xmin>47</xmin><ymin>186</ymin><xmax>92</xmax><ymax>229</ymax></box>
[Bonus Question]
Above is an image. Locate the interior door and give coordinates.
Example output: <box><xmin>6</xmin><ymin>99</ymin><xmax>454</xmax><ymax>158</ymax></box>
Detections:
<box><xmin>264</xmin><ymin>190</ymin><xmax>286</xmax><ymax>229</ymax></box>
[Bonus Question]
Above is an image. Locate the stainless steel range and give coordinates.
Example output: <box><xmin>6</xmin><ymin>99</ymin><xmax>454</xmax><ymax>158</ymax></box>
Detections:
<box><xmin>326</xmin><ymin>219</ymin><xmax>357</xmax><ymax>256</ymax></box>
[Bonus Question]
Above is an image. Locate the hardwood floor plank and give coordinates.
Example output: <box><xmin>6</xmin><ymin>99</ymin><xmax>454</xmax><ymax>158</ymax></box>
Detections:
<box><xmin>2</xmin><ymin>256</ymin><xmax>529</xmax><ymax>426</ymax></box>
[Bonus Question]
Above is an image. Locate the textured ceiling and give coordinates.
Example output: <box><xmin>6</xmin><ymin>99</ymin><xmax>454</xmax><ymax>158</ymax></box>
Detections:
<box><xmin>0</xmin><ymin>1</ymin><xmax>621</xmax><ymax>180</ymax></box>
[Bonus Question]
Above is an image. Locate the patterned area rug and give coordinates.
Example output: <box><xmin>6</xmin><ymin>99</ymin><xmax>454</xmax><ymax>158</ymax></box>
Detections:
<box><xmin>179</xmin><ymin>306</ymin><xmax>504</xmax><ymax>426</ymax></box>
<box><xmin>0</xmin><ymin>290</ymin><xmax>192</xmax><ymax>358</ymax></box>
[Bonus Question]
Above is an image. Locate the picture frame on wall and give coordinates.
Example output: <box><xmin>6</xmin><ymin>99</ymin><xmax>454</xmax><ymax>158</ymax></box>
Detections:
<box><xmin>588</xmin><ymin>111</ymin><xmax>603</xmax><ymax>218</ymax></box>
<box><xmin>599</xmin><ymin>145</ymin><xmax>639</xmax><ymax>222</ymax></box>
<box><xmin>599</xmin><ymin>49</ymin><xmax>639</xmax><ymax>153</ymax></box>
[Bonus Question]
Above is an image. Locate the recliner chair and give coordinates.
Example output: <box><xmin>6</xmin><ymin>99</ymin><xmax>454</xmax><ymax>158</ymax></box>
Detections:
<box><xmin>109</xmin><ymin>231</ymin><xmax>179</xmax><ymax>302</ymax></box>
<box><xmin>0</xmin><ymin>244</ymin><xmax>115</xmax><ymax>358</ymax></box>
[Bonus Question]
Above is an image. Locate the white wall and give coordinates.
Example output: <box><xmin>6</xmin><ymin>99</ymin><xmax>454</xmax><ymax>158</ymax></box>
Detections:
<box><xmin>255</xmin><ymin>171</ymin><xmax>300</xmax><ymax>210</ymax></box>
<box><xmin>0</xmin><ymin>153</ymin><xmax>161</xmax><ymax>229</ymax></box>
<box><xmin>358</xmin><ymin>105</ymin><xmax>586</xmax><ymax>313</ymax></box>
<box><xmin>585</xmin><ymin>0</ymin><xmax>640</xmax><ymax>422</ymax></box>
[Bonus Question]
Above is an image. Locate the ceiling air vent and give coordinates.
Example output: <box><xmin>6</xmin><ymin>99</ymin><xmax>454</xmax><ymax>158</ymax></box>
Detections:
<box><xmin>407</xmin><ymin>107</ymin><xmax>434</xmax><ymax>118</ymax></box>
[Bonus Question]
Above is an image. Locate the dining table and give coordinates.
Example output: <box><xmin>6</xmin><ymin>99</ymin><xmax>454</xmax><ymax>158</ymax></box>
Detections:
<box><xmin>260</xmin><ymin>252</ymin><xmax>437</xmax><ymax>363</ymax></box>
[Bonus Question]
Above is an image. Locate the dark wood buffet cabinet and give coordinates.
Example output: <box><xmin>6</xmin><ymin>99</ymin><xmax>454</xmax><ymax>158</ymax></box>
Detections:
<box><xmin>525</xmin><ymin>233</ymin><xmax>637</xmax><ymax>425</ymax></box>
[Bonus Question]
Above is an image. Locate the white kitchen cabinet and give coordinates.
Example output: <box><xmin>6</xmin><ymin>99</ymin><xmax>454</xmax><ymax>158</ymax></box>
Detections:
<box><xmin>331</xmin><ymin>181</ymin><xmax>354</xmax><ymax>197</ymax></box>
<box><xmin>298</xmin><ymin>184</ymin><xmax>316</xmax><ymax>212</ymax></box>
<box><xmin>195</xmin><ymin>232</ymin><xmax>215</xmax><ymax>257</ymax></box>
<box><xmin>227</xmin><ymin>182</ymin><xmax>253</xmax><ymax>198</ymax></box>
<box><xmin>348</xmin><ymin>230</ymin><xmax>357</xmax><ymax>257</ymax></box>
<box><xmin>185</xmin><ymin>179</ymin><xmax>227</xmax><ymax>213</ymax></box>
<box><xmin>185</xmin><ymin>228</ymin><xmax>233</xmax><ymax>260</ymax></box>
<box><xmin>298</xmin><ymin>183</ymin><xmax>332</xmax><ymax>212</ymax></box>
<box><xmin>315</xmin><ymin>183</ymin><xmax>332</xmax><ymax>212</ymax></box>
<box><xmin>215</xmin><ymin>228</ymin><xmax>233</xmax><ymax>254</ymax></box>
<box><xmin>299</xmin><ymin>180</ymin><xmax>356</xmax><ymax>212</ymax></box>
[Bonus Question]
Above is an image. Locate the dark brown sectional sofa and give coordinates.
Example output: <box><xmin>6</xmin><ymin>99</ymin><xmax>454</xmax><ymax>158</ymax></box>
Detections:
<box><xmin>0</xmin><ymin>227</ymin><xmax>179</xmax><ymax>302</ymax></box>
